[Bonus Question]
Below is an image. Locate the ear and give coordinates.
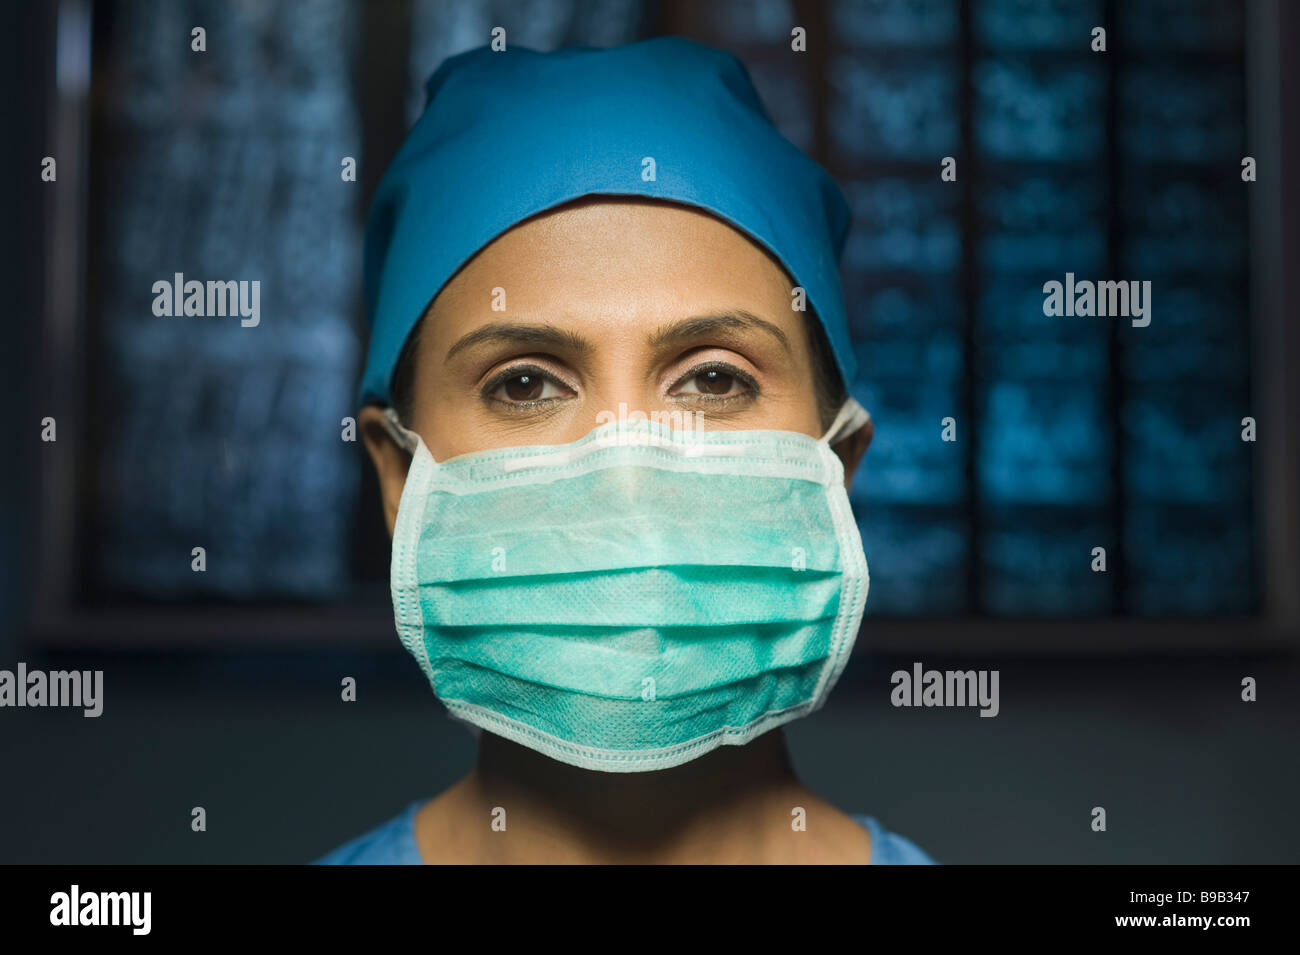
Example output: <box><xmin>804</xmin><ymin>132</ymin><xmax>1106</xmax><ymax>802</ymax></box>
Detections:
<box><xmin>832</xmin><ymin>412</ymin><xmax>873</xmax><ymax>491</ymax></box>
<box><xmin>358</xmin><ymin>405</ymin><xmax>412</xmax><ymax>537</ymax></box>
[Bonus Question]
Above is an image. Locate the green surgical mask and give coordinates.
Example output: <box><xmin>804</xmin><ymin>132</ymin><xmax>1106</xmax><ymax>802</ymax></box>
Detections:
<box><xmin>381</xmin><ymin>400</ymin><xmax>871</xmax><ymax>773</ymax></box>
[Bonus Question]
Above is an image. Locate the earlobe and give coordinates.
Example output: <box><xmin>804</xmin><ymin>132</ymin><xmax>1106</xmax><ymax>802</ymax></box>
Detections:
<box><xmin>357</xmin><ymin>404</ymin><xmax>413</xmax><ymax>537</ymax></box>
<box><xmin>834</xmin><ymin>415</ymin><xmax>873</xmax><ymax>490</ymax></box>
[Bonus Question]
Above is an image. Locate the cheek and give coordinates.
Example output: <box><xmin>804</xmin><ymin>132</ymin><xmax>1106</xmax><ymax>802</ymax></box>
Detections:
<box><xmin>731</xmin><ymin>385</ymin><xmax>823</xmax><ymax>438</ymax></box>
<box><xmin>755</xmin><ymin>343</ymin><xmax>829</xmax><ymax>438</ymax></box>
<box><xmin>778</xmin><ymin>402</ymin><xmax>826</xmax><ymax>439</ymax></box>
<box><xmin>420</xmin><ymin>418</ymin><xmax>477</xmax><ymax>461</ymax></box>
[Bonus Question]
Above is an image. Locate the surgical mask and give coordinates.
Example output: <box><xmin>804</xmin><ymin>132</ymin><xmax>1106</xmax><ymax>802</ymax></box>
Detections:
<box><xmin>380</xmin><ymin>399</ymin><xmax>871</xmax><ymax>773</ymax></box>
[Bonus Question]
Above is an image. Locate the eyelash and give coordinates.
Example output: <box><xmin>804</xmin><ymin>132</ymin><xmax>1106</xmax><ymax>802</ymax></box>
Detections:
<box><xmin>479</xmin><ymin>360</ymin><xmax>760</xmax><ymax>409</ymax></box>
<box><xmin>480</xmin><ymin>363</ymin><xmax>570</xmax><ymax>410</ymax></box>
<box><xmin>670</xmin><ymin>361</ymin><xmax>759</xmax><ymax>405</ymax></box>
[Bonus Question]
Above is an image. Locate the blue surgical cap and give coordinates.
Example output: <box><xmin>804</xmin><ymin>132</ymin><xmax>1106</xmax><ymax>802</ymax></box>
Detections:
<box><xmin>359</xmin><ymin>36</ymin><xmax>855</xmax><ymax>408</ymax></box>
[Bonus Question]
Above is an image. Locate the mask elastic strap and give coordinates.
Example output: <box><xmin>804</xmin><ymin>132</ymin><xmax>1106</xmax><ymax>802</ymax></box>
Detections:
<box><xmin>819</xmin><ymin>396</ymin><xmax>871</xmax><ymax>446</ymax></box>
<box><xmin>380</xmin><ymin>407</ymin><xmax>420</xmax><ymax>454</ymax></box>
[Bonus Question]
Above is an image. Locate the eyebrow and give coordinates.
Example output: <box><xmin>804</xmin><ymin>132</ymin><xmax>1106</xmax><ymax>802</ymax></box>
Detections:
<box><xmin>445</xmin><ymin>322</ymin><xmax>594</xmax><ymax>362</ymax></box>
<box><xmin>648</xmin><ymin>311</ymin><xmax>793</xmax><ymax>355</ymax></box>
<box><xmin>443</xmin><ymin>310</ymin><xmax>793</xmax><ymax>363</ymax></box>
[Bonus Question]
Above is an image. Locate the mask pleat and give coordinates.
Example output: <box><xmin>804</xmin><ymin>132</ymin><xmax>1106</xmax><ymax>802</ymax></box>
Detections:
<box><xmin>425</xmin><ymin>617</ymin><xmax>837</xmax><ymax>698</ymax></box>
<box><xmin>419</xmin><ymin>564</ymin><xmax>842</xmax><ymax>627</ymax></box>
<box><xmin>435</xmin><ymin>659</ymin><xmax>829</xmax><ymax>753</ymax></box>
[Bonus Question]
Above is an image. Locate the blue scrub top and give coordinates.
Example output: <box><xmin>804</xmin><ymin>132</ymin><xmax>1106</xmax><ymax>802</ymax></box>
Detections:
<box><xmin>313</xmin><ymin>799</ymin><xmax>937</xmax><ymax>864</ymax></box>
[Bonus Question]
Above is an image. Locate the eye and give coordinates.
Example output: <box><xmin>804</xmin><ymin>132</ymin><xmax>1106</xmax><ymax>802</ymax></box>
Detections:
<box><xmin>670</xmin><ymin>363</ymin><xmax>756</xmax><ymax>399</ymax></box>
<box><xmin>483</xmin><ymin>365</ymin><xmax>573</xmax><ymax>405</ymax></box>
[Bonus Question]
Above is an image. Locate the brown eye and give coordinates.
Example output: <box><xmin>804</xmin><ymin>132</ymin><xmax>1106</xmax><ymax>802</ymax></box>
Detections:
<box><xmin>505</xmin><ymin>373</ymin><xmax>543</xmax><ymax>401</ymax></box>
<box><xmin>486</xmin><ymin>367</ymin><xmax>570</xmax><ymax>405</ymax></box>
<box><xmin>670</xmin><ymin>363</ymin><xmax>757</xmax><ymax>401</ymax></box>
<box><xmin>694</xmin><ymin>369</ymin><xmax>734</xmax><ymax>395</ymax></box>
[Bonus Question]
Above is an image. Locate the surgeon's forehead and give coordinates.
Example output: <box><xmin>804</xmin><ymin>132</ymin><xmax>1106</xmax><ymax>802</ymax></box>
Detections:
<box><xmin>422</xmin><ymin>196</ymin><xmax>799</xmax><ymax>336</ymax></box>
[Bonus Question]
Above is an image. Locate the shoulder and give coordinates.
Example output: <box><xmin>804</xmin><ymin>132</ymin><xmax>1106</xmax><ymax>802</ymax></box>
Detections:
<box><xmin>311</xmin><ymin>800</ymin><xmax>425</xmax><ymax>865</ymax></box>
<box><xmin>310</xmin><ymin>801</ymin><xmax>935</xmax><ymax>865</ymax></box>
<box><xmin>853</xmin><ymin>815</ymin><xmax>939</xmax><ymax>865</ymax></box>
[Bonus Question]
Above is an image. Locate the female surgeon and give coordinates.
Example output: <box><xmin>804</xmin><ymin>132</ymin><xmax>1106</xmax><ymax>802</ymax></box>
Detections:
<box><xmin>315</xmin><ymin>37</ymin><xmax>935</xmax><ymax>864</ymax></box>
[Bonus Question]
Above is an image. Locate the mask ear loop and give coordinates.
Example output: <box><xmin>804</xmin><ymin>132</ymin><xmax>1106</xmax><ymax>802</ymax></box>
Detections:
<box><xmin>820</xmin><ymin>396</ymin><xmax>871</xmax><ymax>447</ymax></box>
<box><xmin>380</xmin><ymin>407</ymin><xmax>421</xmax><ymax>454</ymax></box>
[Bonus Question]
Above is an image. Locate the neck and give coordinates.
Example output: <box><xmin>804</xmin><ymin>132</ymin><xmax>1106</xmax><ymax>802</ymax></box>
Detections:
<box><xmin>460</xmin><ymin>730</ymin><xmax>806</xmax><ymax>862</ymax></box>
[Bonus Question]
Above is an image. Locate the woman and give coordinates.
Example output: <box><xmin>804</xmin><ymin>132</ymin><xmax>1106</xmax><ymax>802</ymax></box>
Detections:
<box><xmin>316</xmin><ymin>37</ymin><xmax>934</xmax><ymax>864</ymax></box>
